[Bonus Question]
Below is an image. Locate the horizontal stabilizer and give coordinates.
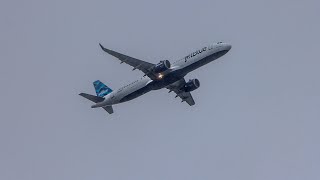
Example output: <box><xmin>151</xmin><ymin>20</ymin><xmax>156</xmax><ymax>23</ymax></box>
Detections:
<box><xmin>79</xmin><ymin>93</ymin><xmax>104</xmax><ymax>103</ymax></box>
<box><xmin>103</xmin><ymin>106</ymin><xmax>114</xmax><ymax>114</ymax></box>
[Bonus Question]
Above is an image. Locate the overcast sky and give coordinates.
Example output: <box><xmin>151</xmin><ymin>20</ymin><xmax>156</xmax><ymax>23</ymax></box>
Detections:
<box><xmin>1</xmin><ymin>0</ymin><xmax>319</xmax><ymax>180</ymax></box>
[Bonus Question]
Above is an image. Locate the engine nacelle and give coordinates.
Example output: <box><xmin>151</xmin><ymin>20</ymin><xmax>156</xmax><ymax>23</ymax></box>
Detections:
<box><xmin>153</xmin><ymin>60</ymin><xmax>171</xmax><ymax>73</ymax></box>
<box><xmin>181</xmin><ymin>79</ymin><xmax>200</xmax><ymax>92</ymax></box>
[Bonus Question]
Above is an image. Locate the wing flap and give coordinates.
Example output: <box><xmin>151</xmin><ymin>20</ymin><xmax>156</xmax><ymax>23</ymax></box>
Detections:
<box><xmin>166</xmin><ymin>78</ymin><xmax>196</xmax><ymax>106</ymax></box>
<box><xmin>176</xmin><ymin>91</ymin><xmax>195</xmax><ymax>106</ymax></box>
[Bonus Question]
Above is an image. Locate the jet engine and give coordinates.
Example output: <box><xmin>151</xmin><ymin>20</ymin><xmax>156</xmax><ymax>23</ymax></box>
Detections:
<box><xmin>181</xmin><ymin>79</ymin><xmax>200</xmax><ymax>92</ymax></box>
<box><xmin>152</xmin><ymin>60</ymin><xmax>171</xmax><ymax>73</ymax></box>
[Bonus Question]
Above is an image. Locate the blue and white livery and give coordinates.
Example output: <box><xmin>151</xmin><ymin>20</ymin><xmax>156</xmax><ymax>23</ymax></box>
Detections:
<box><xmin>80</xmin><ymin>42</ymin><xmax>232</xmax><ymax>114</ymax></box>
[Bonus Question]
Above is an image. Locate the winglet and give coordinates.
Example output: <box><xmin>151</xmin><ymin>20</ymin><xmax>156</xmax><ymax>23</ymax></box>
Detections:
<box><xmin>99</xmin><ymin>43</ymin><xmax>116</xmax><ymax>55</ymax></box>
<box><xmin>99</xmin><ymin>43</ymin><xmax>107</xmax><ymax>51</ymax></box>
<box><xmin>99</xmin><ymin>43</ymin><xmax>103</xmax><ymax>48</ymax></box>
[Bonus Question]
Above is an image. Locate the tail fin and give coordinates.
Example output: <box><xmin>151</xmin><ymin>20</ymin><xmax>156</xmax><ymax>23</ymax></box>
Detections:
<box><xmin>93</xmin><ymin>80</ymin><xmax>113</xmax><ymax>97</ymax></box>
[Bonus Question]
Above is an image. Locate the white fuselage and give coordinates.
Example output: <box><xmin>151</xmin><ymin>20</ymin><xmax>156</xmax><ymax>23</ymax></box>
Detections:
<box><xmin>93</xmin><ymin>42</ymin><xmax>231</xmax><ymax>107</ymax></box>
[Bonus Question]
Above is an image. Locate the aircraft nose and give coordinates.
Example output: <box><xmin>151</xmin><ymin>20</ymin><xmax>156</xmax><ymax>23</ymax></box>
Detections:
<box><xmin>226</xmin><ymin>44</ymin><xmax>232</xmax><ymax>51</ymax></box>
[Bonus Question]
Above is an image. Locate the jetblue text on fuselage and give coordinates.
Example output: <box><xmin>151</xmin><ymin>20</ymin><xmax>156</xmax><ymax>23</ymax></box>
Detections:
<box><xmin>185</xmin><ymin>47</ymin><xmax>207</xmax><ymax>62</ymax></box>
<box><xmin>79</xmin><ymin>42</ymin><xmax>232</xmax><ymax>114</ymax></box>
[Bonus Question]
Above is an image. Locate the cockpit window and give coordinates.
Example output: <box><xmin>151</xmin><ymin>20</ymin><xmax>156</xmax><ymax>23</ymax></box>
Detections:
<box><xmin>217</xmin><ymin>42</ymin><xmax>223</xmax><ymax>44</ymax></box>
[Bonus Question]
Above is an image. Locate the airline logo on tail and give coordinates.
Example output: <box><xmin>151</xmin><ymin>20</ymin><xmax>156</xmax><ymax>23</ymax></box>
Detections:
<box><xmin>93</xmin><ymin>80</ymin><xmax>113</xmax><ymax>97</ymax></box>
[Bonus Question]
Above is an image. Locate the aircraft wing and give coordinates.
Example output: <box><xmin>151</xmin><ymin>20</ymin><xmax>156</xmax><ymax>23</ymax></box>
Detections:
<box><xmin>166</xmin><ymin>78</ymin><xmax>195</xmax><ymax>106</ymax></box>
<box><xmin>99</xmin><ymin>44</ymin><xmax>155</xmax><ymax>76</ymax></box>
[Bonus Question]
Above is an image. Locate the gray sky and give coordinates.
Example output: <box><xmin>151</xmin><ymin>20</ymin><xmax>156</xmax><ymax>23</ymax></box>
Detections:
<box><xmin>1</xmin><ymin>0</ymin><xmax>319</xmax><ymax>179</ymax></box>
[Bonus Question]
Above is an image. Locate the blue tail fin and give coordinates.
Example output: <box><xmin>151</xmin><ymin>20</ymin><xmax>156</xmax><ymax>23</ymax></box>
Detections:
<box><xmin>93</xmin><ymin>80</ymin><xmax>113</xmax><ymax>97</ymax></box>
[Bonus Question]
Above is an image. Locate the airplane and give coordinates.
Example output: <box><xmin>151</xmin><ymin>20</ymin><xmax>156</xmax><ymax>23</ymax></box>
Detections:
<box><xmin>79</xmin><ymin>42</ymin><xmax>232</xmax><ymax>114</ymax></box>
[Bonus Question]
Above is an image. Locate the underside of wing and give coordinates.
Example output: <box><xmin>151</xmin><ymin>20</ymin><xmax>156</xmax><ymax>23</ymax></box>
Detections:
<box><xmin>176</xmin><ymin>91</ymin><xmax>195</xmax><ymax>106</ymax></box>
<box><xmin>99</xmin><ymin>44</ymin><xmax>155</xmax><ymax>76</ymax></box>
<box><xmin>166</xmin><ymin>78</ymin><xmax>195</xmax><ymax>106</ymax></box>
